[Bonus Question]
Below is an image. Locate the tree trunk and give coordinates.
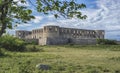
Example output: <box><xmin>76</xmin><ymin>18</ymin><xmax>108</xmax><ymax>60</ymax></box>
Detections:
<box><xmin>0</xmin><ymin>23</ymin><xmax>7</xmax><ymax>37</ymax></box>
<box><xmin>0</xmin><ymin>1</ymin><xmax>9</xmax><ymax>37</ymax></box>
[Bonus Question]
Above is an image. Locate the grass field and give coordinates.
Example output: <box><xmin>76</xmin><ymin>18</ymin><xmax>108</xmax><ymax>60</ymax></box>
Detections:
<box><xmin>0</xmin><ymin>45</ymin><xmax>120</xmax><ymax>73</ymax></box>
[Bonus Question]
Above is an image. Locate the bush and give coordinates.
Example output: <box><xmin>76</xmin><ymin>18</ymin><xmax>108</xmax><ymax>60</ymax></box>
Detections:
<box><xmin>22</xmin><ymin>39</ymin><xmax>38</xmax><ymax>45</ymax></box>
<box><xmin>97</xmin><ymin>39</ymin><xmax>117</xmax><ymax>45</ymax></box>
<box><xmin>0</xmin><ymin>48</ymin><xmax>5</xmax><ymax>56</ymax></box>
<box><xmin>0</xmin><ymin>35</ymin><xmax>26</xmax><ymax>52</ymax></box>
<box><xmin>25</xmin><ymin>45</ymin><xmax>44</xmax><ymax>52</ymax></box>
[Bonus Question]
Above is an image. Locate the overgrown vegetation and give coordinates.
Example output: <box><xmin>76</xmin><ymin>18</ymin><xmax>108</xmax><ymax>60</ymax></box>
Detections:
<box><xmin>25</xmin><ymin>45</ymin><xmax>44</xmax><ymax>52</ymax></box>
<box><xmin>0</xmin><ymin>35</ymin><xmax>42</xmax><ymax>52</ymax></box>
<box><xmin>0</xmin><ymin>45</ymin><xmax>120</xmax><ymax>73</ymax></box>
<box><xmin>0</xmin><ymin>35</ymin><xmax>26</xmax><ymax>52</ymax></box>
<box><xmin>0</xmin><ymin>35</ymin><xmax>27</xmax><ymax>52</ymax></box>
<box><xmin>0</xmin><ymin>48</ymin><xmax>5</xmax><ymax>56</ymax></box>
<box><xmin>97</xmin><ymin>39</ymin><xmax>117</xmax><ymax>45</ymax></box>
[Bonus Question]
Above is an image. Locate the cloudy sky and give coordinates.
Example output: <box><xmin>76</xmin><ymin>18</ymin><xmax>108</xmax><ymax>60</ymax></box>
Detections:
<box><xmin>9</xmin><ymin>0</ymin><xmax>120</xmax><ymax>40</ymax></box>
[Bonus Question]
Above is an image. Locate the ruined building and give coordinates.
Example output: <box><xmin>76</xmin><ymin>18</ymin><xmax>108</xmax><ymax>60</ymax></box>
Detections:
<box><xmin>16</xmin><ymin>25</ymin><xmax>105</xmax><ymax>45</ymax></box>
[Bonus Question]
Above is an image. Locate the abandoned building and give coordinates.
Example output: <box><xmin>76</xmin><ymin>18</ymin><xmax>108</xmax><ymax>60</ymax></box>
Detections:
<box><xmin>16</xmin><ymin>25</ymin><xmax>105</xmax><ymax>45</ymax></box>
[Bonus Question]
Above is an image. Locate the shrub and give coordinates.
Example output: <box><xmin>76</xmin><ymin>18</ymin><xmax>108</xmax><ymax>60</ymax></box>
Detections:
<box><xmin>0</xmin><ymin>48</ymin><xmax>5</xmax><ymax>56</ymax></box>
<box><xmin>23</xmin><ymin>39</ymin><xmax>38</xmax><ymax>45</ymax></box>
<box><xmin>25</xmin><ymin>45</ymin><xmax>44</xmax><ymax>52</ymax></box>
<box><xmin>30</xmin><ymin>41</ymin><xmax>38</xmax><ymax>45</ymax></box>
<box><xmin>0</xmin><ymin>35</ymin><xmax>26</xmax><ymax>52</ymax></box>
<box><xmin>68</xmin><ymin>43</ymin><xmax>74</xmax><ymax>46</ymax></box>
<box><xmin>97</xmin><ymin>39</ymin><xmax>117</xmax><ymax>45</ymax></box>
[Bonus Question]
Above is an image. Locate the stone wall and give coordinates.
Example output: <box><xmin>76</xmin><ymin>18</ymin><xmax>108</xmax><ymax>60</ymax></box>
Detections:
<box><xmin>32</xmin><ymin>29</ymin><xmax>43</xmax><ymax>39</ymax></box>
<box><xmin>16</xmin><ymin>30</ymin><xmax>31</xmax><ymax>39</ymax></box>
<box><xmin>43</xmin><ymin>25</ymin><xmax>60</xmax><ymax>38</ymax></box>
<box><xmin>16</xmin><ymin>25</ymin><xmax>105</xmax><ymax>45</ymax></box>
<box><xmin>71</xmin><ymin>38</ymin><xmax>97</xmax><ymax>45</ymax></box>
<box><xmin>59</xmin><ymin>27</ymin><xmax>104</xmax><ymax>39</ymax></box>
<box><xmin>38</xmin><ymin>38</ymin><xmax>47</xmax><ymax>45</ymax></box>
<box><xmin>39</xmin><ymin>37</ymin><xmax>97</xmax><ymax>45</ymax></box>
<box><xmin>45</xmin><ymin>37</ymin><xmax>69</xmax><ymax>45</ymax></box>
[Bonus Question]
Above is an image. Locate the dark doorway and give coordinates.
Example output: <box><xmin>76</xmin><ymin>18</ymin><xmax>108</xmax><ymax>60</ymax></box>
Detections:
<box><xmin>68</xmin><ymin>38</ymin><xmax>72</xmax><ymax>43</ymax></box>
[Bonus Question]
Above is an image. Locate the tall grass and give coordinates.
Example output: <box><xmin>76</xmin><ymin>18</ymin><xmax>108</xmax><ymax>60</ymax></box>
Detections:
<box><xmin>0</xmin><ymin>45</ymin><xmax>120</xmax><ymax>73</ymax></box>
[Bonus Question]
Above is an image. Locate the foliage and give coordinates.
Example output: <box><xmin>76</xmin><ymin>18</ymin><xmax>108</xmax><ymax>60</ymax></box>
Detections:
<box><xmin>0</xmin><ymin>35</ymin><xmax>43</xmax><ymax>52</ymax></box>
<box><xmin>29</xmin><ymin>41</ymin><xmax>38</xmax><ymax>45</ymax></box>
<box><xmin>0</xmin><ymin>0</ymin><xmax>35</xmax><ymax>36</ymax></box>
<box><xmin>0</xmin><ymin>0</ymin><xmax>86</xmax><ymax>36</ymax></box>
<box><xmin>25</xmin><ymin>45</ymin><xmax>44</xmax><ymax>52</ymax></box>
<box><xmin>0</xmin><ymin>35</ymin><xmax>26</xmax><ymax>52</ymax></box>
<box><xmin>0</xmin><ymin>48</ymin><xmax>5</xmax><ymax>56</ymax></box>
<box><xmin>24</xmin><ymin>40</ymin><xmax>38</xmax><ymax>45</ymax></box>
<box><xmin>36</xmin><ymin>0</ymin><xmax>87</xmax><ymax>19</ymax></box>
<box><xmin>97</xmin><ymin>39</ymin><xmax>117</xmax><ymax>45</ymax></box>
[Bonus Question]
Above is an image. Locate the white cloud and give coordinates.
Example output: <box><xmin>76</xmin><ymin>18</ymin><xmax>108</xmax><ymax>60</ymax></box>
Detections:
<box><xmin>13</xmin><ymin>0</ymin><xmax>30</xmax><ymax>6</ymax></box>
<box><xmin>17</xmin><ymin>23</ymin><xmax>32</xmax><ymax>27</ymax></box>
<box><xmin>33</xmin><ymin>16</ymin><xmax>43</xmax><ymax>23</ymax></box>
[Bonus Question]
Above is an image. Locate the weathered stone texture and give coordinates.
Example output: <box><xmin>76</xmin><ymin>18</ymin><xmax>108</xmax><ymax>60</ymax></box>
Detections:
<box><xmin>16</xmin><ymin>25</ymin><xmax>105</xmax><ymax>45</ymax></box>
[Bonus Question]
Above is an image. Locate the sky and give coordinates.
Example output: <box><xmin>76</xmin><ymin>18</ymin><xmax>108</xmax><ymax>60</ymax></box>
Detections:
<box><xmin>9</xmin><ymin>0</ymin><xmax>120</xmax><ymax>40</ymax></box>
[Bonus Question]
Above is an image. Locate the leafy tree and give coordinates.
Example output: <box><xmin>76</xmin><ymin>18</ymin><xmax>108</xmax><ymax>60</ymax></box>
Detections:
<box><xmin>0</xmin><ymin>0</ymin><xmax>35</xmax><ymax>36</ymax></box>
<box><xmin>0</xmin><ymin>0</ymin><xmax>87</xmax><ymax>37</ymax></box>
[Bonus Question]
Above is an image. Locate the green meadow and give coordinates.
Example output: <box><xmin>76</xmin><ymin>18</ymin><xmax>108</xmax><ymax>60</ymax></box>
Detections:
<box><xmin>0</xmin><ymin>45</ymin><xmax>120</xmax><ymax>73</ymax></box>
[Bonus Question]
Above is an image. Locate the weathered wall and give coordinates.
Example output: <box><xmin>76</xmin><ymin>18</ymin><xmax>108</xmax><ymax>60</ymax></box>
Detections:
<box><xmin>39</xmin><ymin>37</ymin><xmax>97</xmax><ymax>45</ymax></box>
<box><xmin>43</xmin><ymin>26</ymin><xmax>59</xmax><ymax>38</ymax></box>
<box><xmin>32</xmin><ymin>29</ymin><xmax>43</xmax><ymax>39</ymax></box>
<box><xmin>44</xmin><ymin>37</ymin><xmax>69</xmax><ymax>45</ymax></box>
<box><xmin>16</xmin><ymin>30</ymin><xmax>31</xmax><ymax>39</ymax></box>
<box><xmin>39</xmin><ymin>26</ymin><xmax>104</xmax><ymax>45</ymax></box>
<box><xmin>59</xmin><ymin>27</ymin><xmax>105</xmax><ymax>39</ymax></box>
<box><xmin>38</xmin><ymin>38</ymin><xmax>47</xmax><ymax>45</ymax></box>
<box><xmin>16</xmin><ymin>25</ymin><xmax>105</xmax><ymax>45</ymax></box>
<box><xmin>71</xmin><ymin>38</ymin><xmax>97</xmax><ymax>45</ymax></box>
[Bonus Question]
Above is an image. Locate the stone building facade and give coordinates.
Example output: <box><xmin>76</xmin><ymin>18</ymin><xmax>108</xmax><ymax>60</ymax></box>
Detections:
<box><xmin>16</xmin><ymin>30</ymin><xmax>31</xmax><ymax>39</ymax></box>
<box><xmin>16</xmin><ymin>25</ymin><xmax>105</xmax><ymax>45</ymax></box>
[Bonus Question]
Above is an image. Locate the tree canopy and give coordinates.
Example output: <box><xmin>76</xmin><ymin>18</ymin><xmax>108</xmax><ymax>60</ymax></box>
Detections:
<box><xmin>0</xmin><ymin>0</ymin><xmax>87</xmax><ymax>37</ymax></box>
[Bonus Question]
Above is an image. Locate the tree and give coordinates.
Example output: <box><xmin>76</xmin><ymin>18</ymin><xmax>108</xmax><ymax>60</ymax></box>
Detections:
<box><xmin>0</xmin><ymin>0</ymin><xmax>87</xmax><ymax>37</ymax></box>
<box><xmin>0</xmin><ymin>0</ymin><xmax>35</xmax><ymax>36</ymax></box>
